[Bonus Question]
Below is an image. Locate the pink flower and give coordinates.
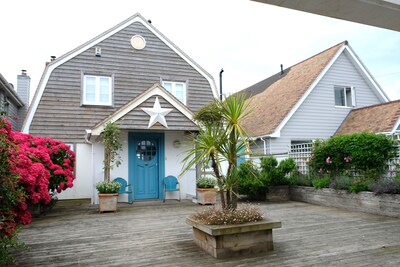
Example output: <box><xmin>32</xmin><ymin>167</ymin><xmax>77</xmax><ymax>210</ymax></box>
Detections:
<box><xmin>325</xmin><ymin>157</ymin><xmax>332</xmax><ymax>164</ymax></box>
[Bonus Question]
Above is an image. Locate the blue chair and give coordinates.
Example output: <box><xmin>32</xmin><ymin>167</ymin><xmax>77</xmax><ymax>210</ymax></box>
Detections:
<box><xmin>113</xmin><ymin>177</ymin><xmax>133</xmax><ymax>204</ymax></box>
<box><xmin>163</xmin><ymin>175</ymin><xmax>180</xmax><ymax>202</ymax></box>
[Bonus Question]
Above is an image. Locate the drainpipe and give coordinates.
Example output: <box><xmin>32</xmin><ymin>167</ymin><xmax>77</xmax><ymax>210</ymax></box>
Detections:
<box><xmin>219</xmin><ymin>68</ymin><xmax>224</xmax><ymax>101</ymax></box>
<box><xmin>260</xmin><ymin>137</ymin><xmax>267</xmax><ymax>155</ymax></box>
<box><xmin>85</xmin><ymin>129</ymin><xmax>96</xmax><ymax>204</ymax></box>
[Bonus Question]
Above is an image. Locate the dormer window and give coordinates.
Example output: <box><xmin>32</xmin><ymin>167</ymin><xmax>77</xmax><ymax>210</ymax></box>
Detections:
<box><xmin>162</xmin><ymin>81</ymin><xmax>186</xmax><ymax>105</ymax></box>
<box><xmin>82</xmin><ymin>75</ymin><xmax>112</xmax><ymax>106</ymax></box>
<box><xmin>334</xmin><ymin>86</ymin><xmax>355</xmax><ymax>107</ymax></box>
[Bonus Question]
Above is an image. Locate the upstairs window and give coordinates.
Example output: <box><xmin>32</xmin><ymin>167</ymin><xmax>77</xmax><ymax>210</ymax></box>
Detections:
<box><xmin>334</xmin><ymin>86</ymin><xmax>355</xmax><ymax>107</ymax></box>
<box><xmin>83</xmin><ymin>75</ymin><xmax>112</xmax><ymax>106</ymax></box>
<box><xmin>162</xmin><ymin>81</ymin><xmax>186</xmax><ymax>104</ymax></box>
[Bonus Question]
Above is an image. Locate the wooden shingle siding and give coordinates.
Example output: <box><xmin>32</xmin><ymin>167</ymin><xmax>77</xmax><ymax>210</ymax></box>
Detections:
<box><xmin>271</xmin><ymin>51</ymin><xmax>384</xmax><ymax>155</ymax></box>
<box><xmin>116</xmin><ymin>96</ymin><xmax>197</xmax><ymax>131</ymax></box>
<box><xmin>29</xmin><ymin>21</ymin><xmax>213</xmax><ymax>142</ymax></box>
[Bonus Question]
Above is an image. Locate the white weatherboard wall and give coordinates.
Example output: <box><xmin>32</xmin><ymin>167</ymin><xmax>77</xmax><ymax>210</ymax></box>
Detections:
<box><xmin>270</xmin><ymin>51</ymin><xmax>384</xmax><ymax>155</ymax></box>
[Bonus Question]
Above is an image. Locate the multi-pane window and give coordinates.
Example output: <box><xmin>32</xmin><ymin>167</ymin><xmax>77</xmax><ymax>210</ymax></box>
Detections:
<box><xmin>334</xmin><ymin>86</ymin><xmax>355</xmax><ymax>107</ymax></box>
<box><xmin>162</xmin><ymin>81</ymin><xmax>186</xmax><ymax>104</ymax></box>
<box><xmin>83</xmin><ymin>75</ymin><xmax>112</xmax><ymax>105</ymax></box>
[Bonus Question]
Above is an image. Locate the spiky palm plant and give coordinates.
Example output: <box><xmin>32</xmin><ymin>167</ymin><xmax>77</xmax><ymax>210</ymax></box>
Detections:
<box><xmin>181</xmin><ymin>93</ymin><xmax>251</xmax><ymax>209</ymax></box>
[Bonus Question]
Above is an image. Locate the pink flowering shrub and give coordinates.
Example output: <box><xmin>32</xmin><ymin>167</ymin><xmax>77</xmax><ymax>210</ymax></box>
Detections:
<box><xmin>11</xmin><ymin>132</ymin><xmax>75</xmax><ymax>207</ymax></box>
<box><xmin>1</xmin><ymin>118</ymin><xmax>75</xmax><ymax>231</ymax></box>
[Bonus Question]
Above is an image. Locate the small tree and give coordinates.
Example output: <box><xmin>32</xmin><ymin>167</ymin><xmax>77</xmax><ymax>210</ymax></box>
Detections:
<box><xmin>102</xmin><ymin>122</ymin><xmax>122</xmax><ymax>182</ymax></box>
<box><xmin>181</xmin><ymin>93</ymin><xmax>251</xmax><ymax>210</ymax></box>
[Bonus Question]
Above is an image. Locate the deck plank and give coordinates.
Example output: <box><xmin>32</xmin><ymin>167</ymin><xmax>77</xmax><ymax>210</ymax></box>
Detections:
<box><xmin>13</xmin><ymin>200</ymin><xmax>400</xmax><ymax>266</ymax></box>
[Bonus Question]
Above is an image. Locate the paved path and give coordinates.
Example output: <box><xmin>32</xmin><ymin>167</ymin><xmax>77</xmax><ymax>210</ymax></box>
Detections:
<box><xmin>14</xmin><ymin>200</ymin><xmax>400</xmax><ymax>266</ymax></box>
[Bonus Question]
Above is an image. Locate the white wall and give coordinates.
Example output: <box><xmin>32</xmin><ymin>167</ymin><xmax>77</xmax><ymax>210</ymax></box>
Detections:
<box><xmin>270</xmin><ymin>51</ymin><xmax>384</xmax><ymax>155</ymax></box>
<box><xmin>58</xmin><ymin>131</ymin><xmax>197</xmax><ymax>203</ymax></box>
<box><xmin>165</xmin><ymin>131</ymin><xmax>196</xmax><ymax>199</ymax></box>
<box><xmin>57</xmin><ymin>143</ymin><xmax>93</xmax><ymax>200</ymax></box>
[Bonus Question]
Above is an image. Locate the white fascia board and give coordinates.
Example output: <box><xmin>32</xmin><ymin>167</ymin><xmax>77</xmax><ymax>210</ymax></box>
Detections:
<box><xmin>391</xmin><ymin>116</ymin><xmax>400</xmax><ymax>134</ymax></box>
<box><xmin>251</xmin><ymin>132</ymin><xmax>277</xmax><ymax>140</ymax></box>
<box><xmin>344</xmin><ymin>45</ymin><xmax>390</xmax><ymax>102</ymax></box>
<box><xmin>22</xmin><ymin>14</ymin><xmax>216</xmax><ymax>133</ymax></box>
<box><xmin>91</xmin><ymin>86</ymin><xmax>194</xmax><ymax>136</ymax></box>
<box><xmin>21</xmin><ymin>65</ymin><xmax>54</xmax><ymax>133</ymax></box>
<box><xmin>271</xmin><ymin>45</ymin><xmax>347</xmax><ymax>136</ymax></box>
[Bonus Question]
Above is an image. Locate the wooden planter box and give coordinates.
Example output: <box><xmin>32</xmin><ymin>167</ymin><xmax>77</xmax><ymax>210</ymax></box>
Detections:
<box><xmin>290</xmin><ymin>186</ymin><xmax>400</xmax><ymax>218</ymax></box>
<box><xmin>266</xmin><ymin>185</ymin><xmax>289</xmax><ymax>202</ymax></box>
<box><xmin>196</xmin><ymin>188</ymin><xmax>217</xmax><ymax>205</ymax></box>
<box><xmin>98</xmin><ymin>193</ymin><xmax>118</xmax><ymax>213</ymax></box>
<box><xmin>186</xmin><ymin>217</ymin><xmax>281</xmax><ymax>258</ymax></box>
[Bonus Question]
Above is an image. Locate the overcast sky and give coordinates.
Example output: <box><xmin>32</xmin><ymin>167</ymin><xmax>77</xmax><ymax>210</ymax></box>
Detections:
<box><xmin>1</xmin><ymin>0</ymin><xmax>399</xmax><ymax>101</ymax></box>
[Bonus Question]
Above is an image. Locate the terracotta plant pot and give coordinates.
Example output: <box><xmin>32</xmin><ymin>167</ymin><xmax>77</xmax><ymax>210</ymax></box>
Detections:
<box><xmin>98</xmin><ymin>193</ymin><xmax>119</xmax><ymax>213</ymax></box>
<box><xmin>196</xmin><ymin>188</ymin><xmax>217</xmax><ymax>205</ymax></box>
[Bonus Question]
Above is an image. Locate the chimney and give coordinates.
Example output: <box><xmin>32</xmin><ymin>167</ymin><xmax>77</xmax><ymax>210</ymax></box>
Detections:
<box><xmin>280</xmin><ymin>64</ymin><xmax>284</xmax><ymax>75</ymax></box>
<box><xmin>46</xmin><ymin>56</ymin><xmax>57</xmax><ymax>66</ymax></box>
<box><xmin>17</xmin><ymin>69</ymin><xmax>30</xmax><ymax>107</ymax></box>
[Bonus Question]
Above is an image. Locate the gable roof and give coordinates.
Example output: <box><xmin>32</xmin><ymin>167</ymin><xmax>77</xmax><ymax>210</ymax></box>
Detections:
<box><xmin>90</xmin><ymin>83</ymin><xmax>196</xmax><ymax>136</ymax></box>
<box><xmin>22</xmin><ymin>13</ymin><xmax>217</xmax><ymax>134</ymax></box>
<box><xmin>335</xmin><ymin>100</ymin><xmax>400</xmax><ymax>135</ymax></box>
<box><xmin>241</xmin><ymin>41</ymin><xmax>389</xmax><ymax>138</ymax></box>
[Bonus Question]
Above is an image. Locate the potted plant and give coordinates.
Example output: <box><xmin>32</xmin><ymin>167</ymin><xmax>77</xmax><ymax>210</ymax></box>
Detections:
<box><xmin>96</xmin><ymin>181</ymin><xmax>121</xmax><ymax>213</ymax></box>
<box><xmin>196</xmin><ymin>177</ymin><xmax>217</xmax><ymax>205</ymax></box>
<box><xmin>97</xmin><ymin>121</ymin><xmax>122</xmax><ymax>213</ymax></box>
<box><xmin>181</xmin><ymin>94</ymin><xmax>282</xmax><ymax>258</ymax></box>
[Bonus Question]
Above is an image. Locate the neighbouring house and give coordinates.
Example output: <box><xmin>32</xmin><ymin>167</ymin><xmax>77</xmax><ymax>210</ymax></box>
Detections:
<box><xmin>336</xmin><ymin>100</ymin><xmax>400</xmax><ymax>136</ymax></box>
<box><xmin>240</xmin><ymin>41</ymin><xmax>390</xmax><ymax>159</ymax></box>
<box><xmin>21</xmin><ymin>13</ymin><xmax>217</xmax><ymax>203</ymax></box>
<box><xmin>0</xmin><ymin>71</ymin><xmax>30</xmax><ymax>130</ymax></box>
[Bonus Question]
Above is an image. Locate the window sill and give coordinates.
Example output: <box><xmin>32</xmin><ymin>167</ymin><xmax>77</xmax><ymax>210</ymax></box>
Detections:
<box><xmin>81</xmin><ymin>103</ymin><xmax>113</xmax><ymax>107</ymax></box>
<box><xmin>334</xmin><ymin>105</ymin><xmax>354</xmax><ymax>109</ymax></box>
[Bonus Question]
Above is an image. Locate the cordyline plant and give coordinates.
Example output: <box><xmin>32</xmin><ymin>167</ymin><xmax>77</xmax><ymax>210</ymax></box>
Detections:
<box><xmin>181</xmin><ymin>93</ymin><xmax>251</xmax><ymax>210</ymax></box>
<box><xmin>101</xmin><ymin>121</ymin><xmax>122</xmax><ymax>182</ymax></box>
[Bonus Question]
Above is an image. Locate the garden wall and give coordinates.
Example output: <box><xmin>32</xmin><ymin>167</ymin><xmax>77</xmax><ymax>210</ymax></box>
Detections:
<box><xmin>289</xmin><ymin>186</ymin><xmax>400</xmax><ymax>218</ymax></box>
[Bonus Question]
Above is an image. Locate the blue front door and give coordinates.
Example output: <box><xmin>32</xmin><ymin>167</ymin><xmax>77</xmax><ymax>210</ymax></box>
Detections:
<box><xmin>129</xmin><ymin>133</ymin><xmax>164</xmax><ymax>200</ymax></box>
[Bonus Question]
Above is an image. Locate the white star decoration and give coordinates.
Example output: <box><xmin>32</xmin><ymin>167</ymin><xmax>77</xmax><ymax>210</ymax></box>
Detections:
<box><xmin>142</xmin><ymin>97</ymin><xmax>173</xmax><ymax>128</ymax></box>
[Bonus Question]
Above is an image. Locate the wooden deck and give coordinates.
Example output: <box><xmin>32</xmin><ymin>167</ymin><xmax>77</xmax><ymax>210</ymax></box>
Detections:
<box><xmin>14</xmin><ymin>200</ymin><xmax>400</xmax><ymax>266</ymax></box>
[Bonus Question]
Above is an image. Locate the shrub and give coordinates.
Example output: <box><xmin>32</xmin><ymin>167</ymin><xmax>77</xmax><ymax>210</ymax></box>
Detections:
<box><xmin>1</xmin><ymin>118</ymin><xmax>76</xmax><ymax>265</ymax></box>
<box><xmin>348</xmin><ymin>179</ymin><xmax>370</xmax><ymax>193</ymax></box>
<box><xmin>289</xmin><ymin>172</ymin><xmax>313</xmax><ymax>186</ymax></box>
<box><xmin>370</xmin><ymin>176</ymin><xmax>400</xmax><ymax>194</ymax></box>
<box><xmin>312</xmin><ymin>175</ymin><xmax>331</xmax><ymax>189</ymax></box>
<box><xmin>190</xmin><ymin>203</ymin><xmax>263</xmax><ymax>225</ymax></box>
<box><xmin>329</xmin><ymin>176</ymin><xmax>354</xmax><ymax>190</ymax></box>
<box><xmin>237</xmin><ymin>161</ymin><xmax>264</xmax><ymax>198</ymax></box>
<box><xmin>196</xmin><ymin>177</ymin><xmax>217</xmax><ymax>188</ymax></box>
<box><xmin>310</xmin><ymin>132</ymin><xmax>397</xmax><ymax>180</ymax></box>
<box><xmin>260</xmin><ymin>156</ymin><xmax>296</xmax><ymax>186</ymax></box>
<box><xmin>11</xmin><ymin>132</ymin><xmax>75</xmax><ymax>207</ymax></box>
<box><xmin>0</xmin><ymin>119</ymin><xmax>26</xmax><ymax>265</ymax></box>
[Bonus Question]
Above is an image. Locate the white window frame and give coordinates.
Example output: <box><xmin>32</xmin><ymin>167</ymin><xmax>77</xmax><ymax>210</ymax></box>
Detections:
<box><xmin>162</xmin><ymin>81</ymin><xmax>187</xmax><ymax>105</ymax></box>
<box><xmin>334</xmin><ymin>86</ymin><xmax>355</xmax><ymax>108</ymax></box>
<box><xmin>82</xmin><ymin>75</ymin><xmax>112</xmax><ymax>106</ymax></box>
